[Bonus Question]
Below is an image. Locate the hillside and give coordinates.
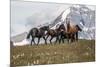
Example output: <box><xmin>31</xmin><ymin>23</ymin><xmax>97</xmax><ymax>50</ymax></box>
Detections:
<box><xmin>11</xmin><ymin>39</ymin><xmax>95</xmax><ymax>66</ymax></box>
<box><xmin>11</xmin><ymin>32</ymin><xmax>28</xmax><ymax>42</ymax></box>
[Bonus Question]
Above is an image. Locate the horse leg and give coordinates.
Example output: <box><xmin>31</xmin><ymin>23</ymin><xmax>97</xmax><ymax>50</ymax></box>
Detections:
<box><xmin>74</xmin><ymin>34</ymin><xmax>75</xmax><ymax>42</ymax></box>
<box><xmin>59</xmin><ymin>35</ymin><xmax>63</xmax><ymax>44</ymax></box>
<box><xmin>76</xmin><ymin>32</ymin><xmax>78</xmax><ymax>41</ymax></box>
<box><xmin>46</xmin><ymin>35</ymin><xmax>49</xmax><ymax>40</ymax></box>
<box><xmin>55</xmin><ymin>36</ymin><xmax>59</xmax><ymax>44</ymax></box>
<box><xmin>59</xmin><ymin>34</ymin><xmax>62</xmax><ymax>44</ymax></box>
<box><xmin>62</xmin><ymin>36</ymin><xmax>64</xmax><ymax>43</ymax></box>
<box><xmin>50</xmin><ymin>36</ymin><xmax>53</xmax><ymax>44</ymax></box>
<box><xmin>31</xmin><ymin>40</ymin><xmax>33</xmax><ymax>46</ymax></box>
<box><xmin>43</xmin><ymin>36</ymin><xmax>47</xmax><ymax>45</ymax></box>
<box><xmin>61</xmin><ymin>32</ymin><xmax>65</xmax><ymax>43</ymax></box>
<box><xmin>44</xmin><ymin>35</ymin><xmax>49</xmax><ymax>45</ymax></box>
<box><xmin>73</xmin><ymin>33</ymin><xmax>76</xmax><ymax>42</ymax></box>
<box><xmin>31</xmin><ymin>38</ymin><xmax>35</xmax><ymax>45</ymax></box>
<box><xmin>71</xmin><ymin>34</ymin><xmax>75</xmax><ymax>42</ymax></box>
<box><xmin>58</xmin><ymin>32</ymin><xmax>63</xmax><ymax>44</ymax></box>
<box><xmin>32</xmin><ymin>38</ymin><xmax>36</xmax><ymax>45</ymax></box>
<box><xmin>67</xmin><ymin>34</ymin><xmax>70</xmax><ymax>44</ymax></box>
<box><xmin>67</xmin><ymin>39</ymin><xmax>69</xmax><ymax>43</ymax></box>
<box><xmin>71</xmin><ymin>38</ymin><xmax>73</xmax><ymax>43</ymax></box>
<box><xmin>70</xmin><ymin>34</ymin><xmax>73</xmax><ymax>43</ymax></box>
<box><xmin>59</xmin><ymin>37</ymin><xmax>64</xmax><ymax>44</ymax></box>
<box><xmin>37</xmin><ymin>37</ymin><xmax>40</xmax><ymax>45</ymax></box>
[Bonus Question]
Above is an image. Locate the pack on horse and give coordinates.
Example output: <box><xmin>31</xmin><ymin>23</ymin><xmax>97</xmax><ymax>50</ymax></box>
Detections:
<box><xmin>27</xmin><ymin>26</ymin><xmax>49</xmax><ymax>45</ymax></box>
<box><xmin>66</xmin><ymin>18</ymin><xmax>82</xmax><ymax>43</ymax></box>
<box><xmin>45</xmin><ymin>23</ymin><xmax>66</xmax><ymax>44</ymax></box>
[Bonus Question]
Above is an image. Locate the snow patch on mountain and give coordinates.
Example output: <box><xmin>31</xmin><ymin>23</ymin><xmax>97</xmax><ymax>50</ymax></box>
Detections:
<box><xmin>50</xmin><ymin>5</ymin><xmax>95</xmax><ymax>40</ymax></box>
<box><xmin>61</xmin><ymin>8</ymin><xmax>71</xmax><ymax>21</ymax></box>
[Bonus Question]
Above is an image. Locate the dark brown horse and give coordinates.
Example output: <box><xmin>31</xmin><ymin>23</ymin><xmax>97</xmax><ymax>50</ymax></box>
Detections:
<box><xmin>46</xmin><ymin>24</ymin><xmax>66</xmax><ymax>44</ymax></box>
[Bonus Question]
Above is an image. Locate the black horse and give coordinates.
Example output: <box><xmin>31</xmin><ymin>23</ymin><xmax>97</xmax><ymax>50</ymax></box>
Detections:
<box><xmin>27</xmin><ymin>26</ymin><xmax>49</xmax><ymax>45</ymax></box>
<box><xmin>46</xmin><ymin>24</ymin><xmax>66</xmax><ymax>44</ymax></box>
<box><xmin>57</xmin><ymin>24</ymin><xmax>67</xmax><ymax>43</ymax></box>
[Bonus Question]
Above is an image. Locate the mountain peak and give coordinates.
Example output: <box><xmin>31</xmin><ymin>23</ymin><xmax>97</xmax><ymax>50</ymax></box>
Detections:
<box><xmin>50</xmin><ymin>5</ymin><xmax>95</xmax><ymax>40</ymax></box>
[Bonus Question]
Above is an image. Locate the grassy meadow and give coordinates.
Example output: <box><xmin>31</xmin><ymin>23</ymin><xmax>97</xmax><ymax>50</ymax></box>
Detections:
<box><xmin>11</xmin><ymin>39</ymin><xmax>95</xmax><ymax>66</ymax></box>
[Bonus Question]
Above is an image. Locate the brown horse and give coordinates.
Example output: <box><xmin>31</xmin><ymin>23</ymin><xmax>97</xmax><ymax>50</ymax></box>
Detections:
<box><xmin>66</xmin><ymin>19</ymin><xmax>82</xmax><ymax>43</ymax></box>
<box><xmin>46</xmin><ymin>29</ymin><xmax>59</xmax><ymax>44</ymax></box>
<box><xmin>46</xmin><ymin>24</ymin><xmax>66</xmax><ymax>44</ymax></box>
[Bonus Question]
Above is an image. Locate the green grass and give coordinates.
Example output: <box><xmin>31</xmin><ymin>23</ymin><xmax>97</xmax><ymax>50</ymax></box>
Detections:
<box><xmin>11</xmin><ymin>39</ymin><xmax>95</xmax><ymax>66</ymax></box>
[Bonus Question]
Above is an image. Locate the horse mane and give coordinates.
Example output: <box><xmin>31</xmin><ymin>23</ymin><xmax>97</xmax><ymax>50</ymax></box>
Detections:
<box><xmin>40</xmin><ymin>26</ymin><xmax>44</xmax><ymax>30</ymax></box>
<box><xmin>39</xmin><ymin>26</ymin><xmax>49</xmax><ymax>30</ymax></box>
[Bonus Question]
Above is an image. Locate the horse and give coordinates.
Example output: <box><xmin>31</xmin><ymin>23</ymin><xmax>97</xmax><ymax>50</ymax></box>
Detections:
<box><xmin>26</xmin><ymin>26</ymin><xmax>49</xmax><ymax>45</ymax></box>
<box><xmin>57</xmin><ymin>24</ymin><xmax>67</xmax><ymax>43</ymax></box>
<box><xmin>66</xmin><ymin>18</ymin><xmax>82</xmax><ymax>43</ymax></box>
<box><xmin>46</xmin><ymin>24</ymin><xmax>66</xmax><ymax>44</ymax></box>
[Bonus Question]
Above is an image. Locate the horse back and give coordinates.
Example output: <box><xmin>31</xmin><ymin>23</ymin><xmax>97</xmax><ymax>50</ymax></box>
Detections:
<box><xmin>47</xmin><ymin>29</ymin><xmax>57</xmax><ymax>36</ymax></box>
<box><xmin>66</xmin><ymin>23</ymin><xmax>79</xmax><ymax>33</ymax></box>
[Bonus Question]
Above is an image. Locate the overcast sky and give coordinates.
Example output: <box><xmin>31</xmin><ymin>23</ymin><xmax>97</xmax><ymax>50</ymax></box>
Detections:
<box><xmin>11</xmin><ymin>1</ymin><xmax>95</xmax><ymax>36</ymax></box>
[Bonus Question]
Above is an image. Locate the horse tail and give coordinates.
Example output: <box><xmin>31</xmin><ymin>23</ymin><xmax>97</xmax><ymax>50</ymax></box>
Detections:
<box><xmin>27</xmin><ymin>30</ymin><xmax>32</xmax><ymax>39</ymax></box>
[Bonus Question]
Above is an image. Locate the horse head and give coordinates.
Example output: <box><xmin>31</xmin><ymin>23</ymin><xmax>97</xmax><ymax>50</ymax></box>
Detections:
<box><xmin>58</xmin><ymin>24</ymin><xmax>66</xmax><ymax>32</ymax></box>
<box><xmin>76</xmin><ymin>25</ymin><xmax>82</xmax><ymax>32</ymax></box>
